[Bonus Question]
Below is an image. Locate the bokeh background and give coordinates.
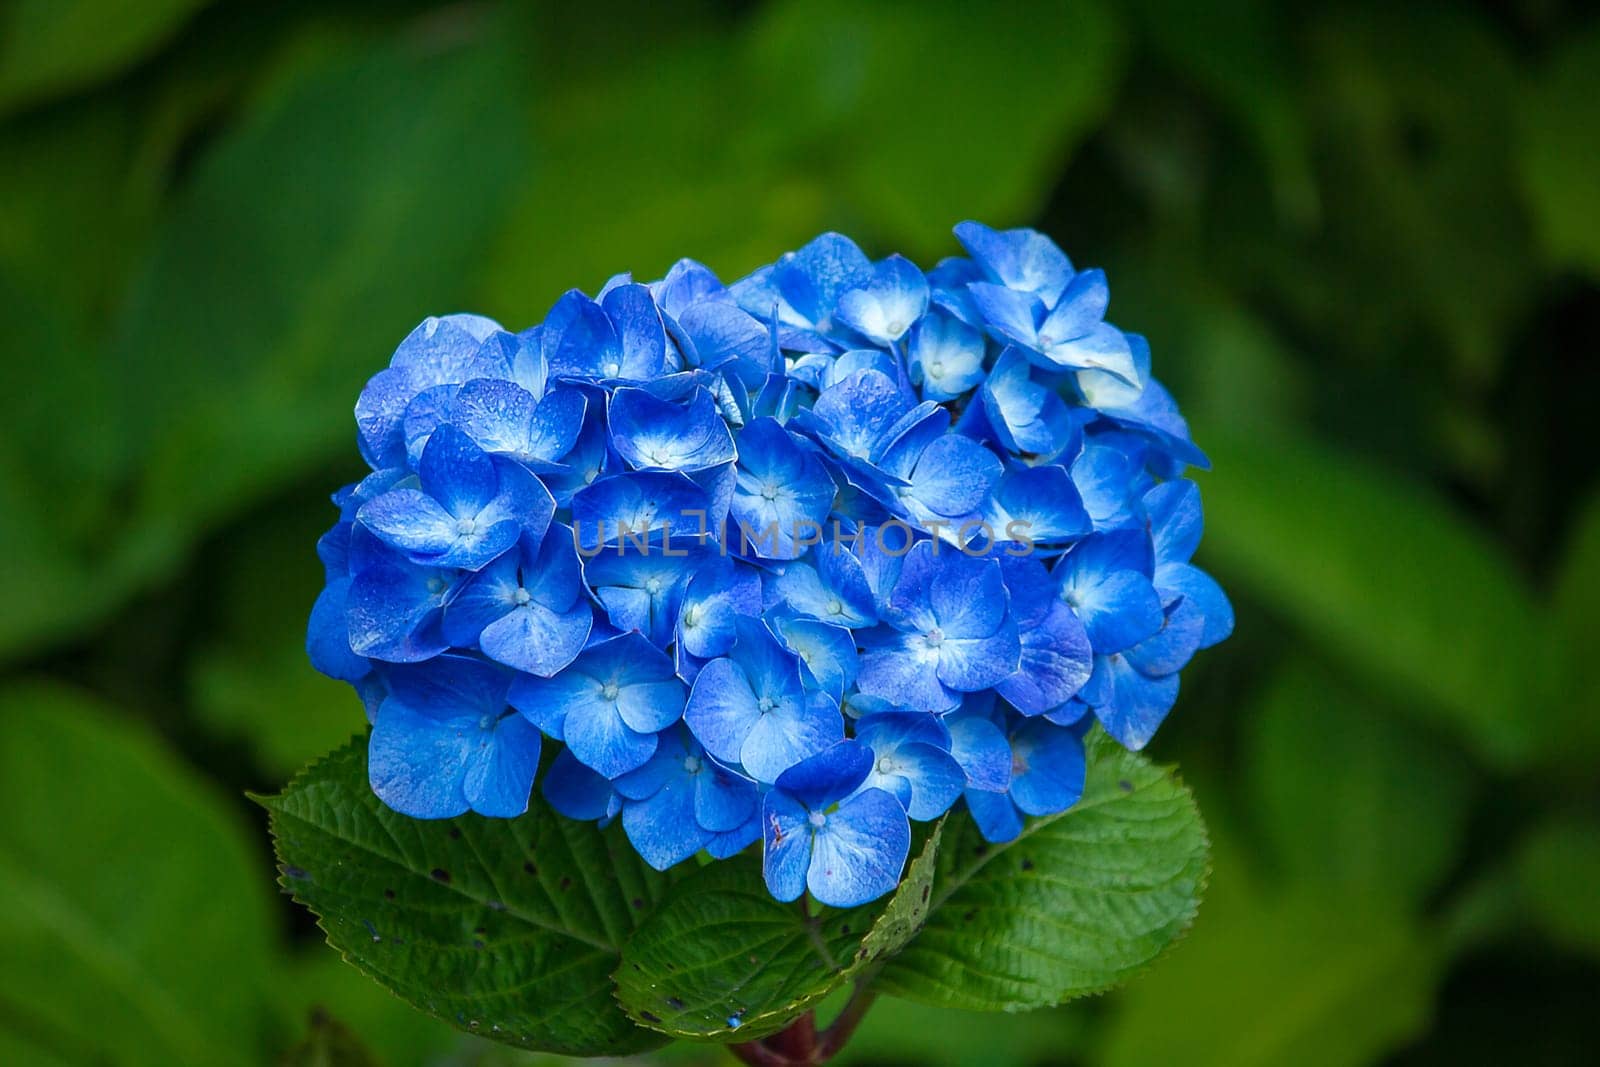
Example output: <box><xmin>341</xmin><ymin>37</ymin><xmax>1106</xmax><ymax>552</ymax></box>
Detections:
<box><xmin>2</xmin><ymin>1</ymin><xmax>1597</xmax><ymax>1064</ymax></box>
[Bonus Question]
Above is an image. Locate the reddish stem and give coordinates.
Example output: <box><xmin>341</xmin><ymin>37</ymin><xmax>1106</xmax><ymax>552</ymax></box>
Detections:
<box><xmin>726</xmin><ymin>982</ymin><xmax>880</xmax><ymax>1065</ymax></box>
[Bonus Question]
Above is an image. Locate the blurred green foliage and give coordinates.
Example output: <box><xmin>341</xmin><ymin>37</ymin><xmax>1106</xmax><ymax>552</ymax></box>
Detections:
<box><xmin>1</xmin><ymin>1</ymin><xmax>1596</xmax><ymax>1064</ymax></box>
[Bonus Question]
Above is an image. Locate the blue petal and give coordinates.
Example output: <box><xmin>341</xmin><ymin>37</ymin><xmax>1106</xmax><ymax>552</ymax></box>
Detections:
<box><xmin>936</xmin><ymin>626</ymin><xmax>1022</xmax><ymax>692</ymax></box>
<box><xmin>1144</xmin><ymin>479</ymin><xmax>1203</xmax><ymax>565</ymax></box>
<box><xmin>769</xmin><ymin>616</ymin><xmax>858</xmax><ymax>699</ymax></box>
<box><xmin>1071</xmin><ymin>444</ymin><xmax>1147</xmax><ymax>530</ymax></box>
<box><xmin>420</xmin><ymin>424</ymin><xmax>499</xmax><ymax>517</ymax></box>
<box><xmin>835</xmin><ymin>254</ymin><xmax>930</xmax><ymax>345</ymax></box>
<box><xmin>307</xmin><ymin>578</ymin><xmax>368</xmax><ymax>682</ymax></box>
<box><xmin>676</xmin><ymin>559</ymin><xmax>761</xmax><ymax>661</ymax></box>
<box><xmin>651</xmin><ymin>258</ymin><xmax>725</xmax><ymax>317</ymax></box>
<box><xmin>773</xmin><ymin>739</ymin><xmax>872</xmax><ymax>810</ymax></box>
<box><xmin>542</xmin><ymin>289</ymin><xmax>620</xmax><ymax>380</ymax></box>
<box><xmin>761</xmin><ymin>790</ymin><xmax>814</xmax><ymax>903</ymax></box>
<box><xmin>1009</xmin><ymin>719</ymin><xmax>1086</xmax><ymax>817</ymax></box>
<box><xmin>1125</xmin><ymin>593</ymin><xmax>1206</xmax><ymax>677</ymax></box>
<box><xmin>739</xmin><ymin>690</ymin><xmax>844</xmax><ymax>784</ymax></box>
<box><xmin>542</xmin><ymin>747</ymin><xmax>619</xmax><ymax>821</ymax></box>
<box><xmin>1063</xmin><ymin>568</ymin><xmax>1164</xmax><ymax>653</ymax></box>
<box><xmin>901</xmin><ymin>433</ymin><xmax>1002</xmax><ymax>520</ymax></box>
<box><xmin>571</xmin><ymin>471</ymin><xmax>710</xmax><ymax>549</ymax></box>
<box><xmin>925</xmin><ymin>549</ymin><xmax>1008</xmax><ymax>640</ymax></box>
<box><xmin>856</xmin><ymin>631</ymin><xmax>955</xmax><ymax>711</ymax></box>
<box><xmin>947</xmin><ymin>713</ymin><xmax>1012</xmax><ymax>793</ymax></box>
<box><xmin>772</xmin><ymin>232</ymin><xmax>873</xmax><ymax>330</ymax></box>
<box><xmin>953</xmin><ymin>221</ymin><xmax>1073</xmax><ymax>303</ymax></box>
<box><xmin>479</xmin><ymin>601</ymin><xmax>592</xmax><ymax>678</ymax></box>
<box><xmin>983</xmin><ymin>463</ymin><xmax>1091</xmax><ymax>548</ymax></box>
<box><xmin>707</xmin><ymin>814</ymin><xmax>762</xmax><ymax>859</ymax></box>
<box><xmin>1155</xmin><ymin>562</ymin><xmax>1234</xmax><ymax>649</ymax></box>
<box><xmin>1093</xmin><ymin>655</ymin><xmax>1179</xmax><ymax>751</ymax></box>
<box><xmin>1038</xmin><ymin>268</ymin><xmax>1108</xmax><ymax>341</ymax></box>
<box><xmin>678</xmin><ymin>301</ymin><xmax>776</xmax><ymax>381</ymax></box>
<box><xmin>979</xmin><ymin>347</ymin><xmax>1074</xmax><ymax>457</ymax></box>
<box><xmin>968</xmin><ymin>282</ymin><xmax>1045</xmax><ymax>350</ymax></box>
<box><xmin>1097</xmin><ymin>373</ymin><xmax>1210</xmax><ymax>469</ymax></box>
<box><xmin>683</xmin><ymin>657</ymin><xmax>760</xmax><ymax>769</ymax></box>
<box><xmin>965</xmin><ymin>789</ymin><xmax>1023</xmax><ymax>843</ymax></box>
<box><xmin>564</xmin><ymin>701</ymin><xmax>658</xmax><ymax>778</ymax></box>
<box><xmin>601</xmin><ymin>283</ymin><xmax>671</xmax><ymax>380</ymax></box>
<box><xmin>608</xmin><ymin>386</ymin><xmax>736</xmax><ymax>472</ymax></box>
<box><xmin>807</xmin><ymin>788</ymin><xmax>910</xmax><ymax>907</ymax></box>
<box><xmin>804</xmin><ymin>369</ymin><xmax>911</xmax><ymax>461</ymax></box>
<box><xmin>368</xmin><ymin>699</ymin><xmax>474</xmax><ymax>818</ymax></box>
<box><xmin>358</xmin><ymin>488</ymin><xmax>459</xmax><ymax>561</ymax></box>
<box><xmin>908</xmin><ymin>309</ymin><xmax>985</xmax><ymax>401</ymax></box>
<box><xmin>730</xmin><ymin>418</ymin><xmax>837</xmax><ymax>560</ymax></box>
<box><xmin>766</xmin><ymin>548</ymin><xmax>877</xmax><ymax>628</ymax></box>
<box><xmin>622</xmin><ymin>767</ymin><xmax>707</xmax><ymax>870</ymax></box>
<box><xmin>346</xmin><ymin>556</ymin><xmax>452</xmax><ymax>662</ymax></box>
<box><xmin>696</xmin><ymin>763</ymin><xmax>759</xmax><ymax>833</ymax></box>
<box><xmin>462</xmin><ymin>713</ymin><xmax>541</xmax><ymax>817</ymax></box>
<box><xmin>996</xmin><ymin>600</ymin><xmax>1093</xmax><ymax>715</ymax></box>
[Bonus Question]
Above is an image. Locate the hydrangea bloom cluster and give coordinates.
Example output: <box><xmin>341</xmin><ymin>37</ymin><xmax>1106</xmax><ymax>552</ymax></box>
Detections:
<box><xmin>308</xmin><ymin>223</ymin><xmax>1232</xmax><ymax>907</ymax></box>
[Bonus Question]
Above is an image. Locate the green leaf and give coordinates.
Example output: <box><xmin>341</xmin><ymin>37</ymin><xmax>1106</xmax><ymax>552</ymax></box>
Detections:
<box><xmin>615</xmin><ymin>821</ymin><xmax>943</xmax><ymax>1041</ymax></box>
<box><xmin>260</xmin><ymin>737</ymin><xmax>669</xmax><ymax>1058</ymax></box>
<box><xmin>1293</xmin><ymin>7</ymin><xmax>1533</xmax><ymax>382</ymax></box>
<box><xmin>1124</xmin><ymin>0</ymin><xmax>1316</xmax><ymax>225</ymax></box>
<box><xmin>110</xmin><ymin>12</ymin><xmax>530</xmax><ymax>546</ymax></box>
<box><xmin>832</xmin><ymin>994</ymin><xmax>1088</xmax><ymax>1067</ymax></box>
<box><xmin>1547</xmin><ymin>490</ymin><xmax>1600</xmax><ymax>762</ymax></box>
<box><xmin>188</xmin><ymin>506</ymin><xmax>371</xmax><ymax>774</ymax></box>
<box><xmin>280</xmin><ymin>1011</ymin><xmax>383</xmax><ymax>1067</ymax></box>
<box><xmin>1517</xmin><ymin>816</ymin><xmax>1600</xmax><ymax>959</ymax></box>
<box><xmin>280</xmin><ymin>949</ymin><xmax>462</xmax><ymax>1067</ymax></box>
<box><xmin>0</xmin><ymin>681</ymin><xmax>277</xmax><ymax>1066</ymax></box>
<box><xmin>1196</xmin><ymin>424</ymin><xmax>1547</xmax><ymax>768</ymax></box>
<box><xmin>0</xmin><ymin>0</ymin><xmax>212</xmax><ymax>114</ymax></box>
<box><xmin>1248</xmin><ymin>659</ymin><xmax>1474</xmax><ymax>906</ymax></box>
<box><xmin>874</xmin><ymin>731</ymin><xmax>1208</xmax><ymax>1011</ymax></box>
<box><xmin>745</xmin><ymin>0</ymin><xmax>1124</xmax><ymax>256</ymax></box>
<box><xmin>1518</xmin><ymin>28</ymin><xmax>1600</xmax><ymax>280</ymax></box>
<box><xmin>1100</xmin><ymin>835</ymin><xmax>1441</xmax><ymax>1067</ymax></box>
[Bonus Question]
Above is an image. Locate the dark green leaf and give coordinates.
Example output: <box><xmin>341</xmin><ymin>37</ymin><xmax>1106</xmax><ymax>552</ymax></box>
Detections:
<box><xmin>1248</xmin><ymin>659</ymin><xmax>1474</xmax><ymax>905</ymax></box>
<box><xmin>1196</xmin><ymin>424</ymin><xmax>1547</xmax><ymax>768</ymax></box>
<box><xmin>875</xmin><ymin>731</ymin><xmax>1208</xmax><ymax>1011</ymax></box>
<box><xmin>280</xmin><ymin>1011</ymin><xmax>383</xmax><ymax>1067</ymax></box>
<box><xmin>260</xmin><ymin>737</ymin><xmax>669</xmax><ymax>1057</ymax></box>
<box><xmin>1547</xmin><ymin>490</ymin><xmax>1600</xmax><ymax>762</ymax></box>
<box><xmin>1518</xmin><ymin>28</ymin><xmax>1600</xmax><ymax>280</ymax></box>
<box><xmin>0</xmin><ymin>681</ymin><xmax>277</xmax><ymax>1066</ymax></box>
<box><xmin>188</xmin><ymin>507</ymin><xmax>370</xmax><ymax>774</ymax></box>
<box><xmin>615</xmin><ymin>821</ymin><xmax>942</xmax><ymax>1041</ymax></box>
<box><xmin>281</xmin><ymin>950</ymin><xmax>462</xmax><ymax>1067</ymax></box>
<box><xmin>0</xmin><ymin>0</ymin><xmax>211</xmax><ymax>114</ymax></box>
<box><xmin>1517</xmin><ymin>816</ymin><xmax>1600</xmax><ymax>959</ymax></box>
<box><xmin>111</xmin><ymin>12</ymin><xmax>530</xmax><ymax>542</ymax></box>
<box><xmin>1125</xmin><ymin>0</ymin><xmax>1315</xmax><ymax>225</ymax></box>
<box><xmin>745</xmin><ymin>0</ymin><xmax>1124</xmax><ymax>257</ymax></box>
<box><xmin>1100</xmin><ymin>829</ymin><xmax>1441</xmax><ymax>1067</ymax></box>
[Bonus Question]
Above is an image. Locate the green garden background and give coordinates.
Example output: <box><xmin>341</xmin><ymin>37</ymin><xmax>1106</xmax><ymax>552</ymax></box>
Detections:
<box><xmin>1</xmin><ymin>1</ymin><xmax>1597</xmax><ymax>1064</ymax></box>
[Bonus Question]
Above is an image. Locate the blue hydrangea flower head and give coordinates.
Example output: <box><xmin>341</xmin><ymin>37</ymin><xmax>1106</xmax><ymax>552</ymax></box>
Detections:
<box><xmin>310</xmin><ymin>221</ymin><xmax>1231</xmax><ymax>905</ymax></box>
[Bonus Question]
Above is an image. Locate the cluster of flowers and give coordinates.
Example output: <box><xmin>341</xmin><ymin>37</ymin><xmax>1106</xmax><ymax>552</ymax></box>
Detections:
<box><xmin>308</xmin><ymin>222</ymin><xmax>1231</xmax><ymax>907</ymax></box>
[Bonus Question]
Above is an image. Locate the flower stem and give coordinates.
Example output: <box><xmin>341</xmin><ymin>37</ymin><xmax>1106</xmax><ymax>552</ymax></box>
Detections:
<box><xmin>725</xmin><ymin>978</ymin><xmax>880</xmax><ymax>1065</ymax></box>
